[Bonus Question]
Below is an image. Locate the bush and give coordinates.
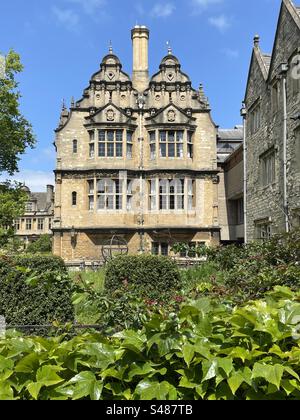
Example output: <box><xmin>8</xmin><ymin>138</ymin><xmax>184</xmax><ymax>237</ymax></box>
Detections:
<box><xmin>0</xmin><ymin>255</ymin><xmax>67</xmax><ymax>276</ymax></box>
<box><xmin>105</xmin><ymin>255</ymin><xmax>181</xmax><ymax>300</ymax></box>
<box><xmin>0</xmin><ymin>255</ymin><xmax>74</xmax><ymax>333</ymax></box>
<box><xmin>26</xmin><ymin>235</ymin><xmax>52</xmax><ymax>254</ymax></box>
<box><xmin>1</xmin><ymin>287</ymin><xmax>300</xmax><ymax>400</ymax></box>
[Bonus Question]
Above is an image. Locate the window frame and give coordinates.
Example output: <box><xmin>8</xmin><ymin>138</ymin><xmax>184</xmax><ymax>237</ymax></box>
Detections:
<box><xmin>37</xmin><ymin>218</ymin><xmax>44</xmax><ymax>231</ymax></box>
<box><xmin>260</xmin><ymin>148</ymin><xmax>276</xmax><ymax>187</ymax></box>
<box><xmin>26</xmin><ymin>219</ymin><xmax>32</xmax><ymax>231</ymax></box>
<box><xmin>72</xmin><ymin>191</ymin><xmax>77</xmax><ymax>207</ymax></box>
<box><xmin>73</xmin><ymin>139</ymin><xmax>78</xmax><ymax>154</ymax></box>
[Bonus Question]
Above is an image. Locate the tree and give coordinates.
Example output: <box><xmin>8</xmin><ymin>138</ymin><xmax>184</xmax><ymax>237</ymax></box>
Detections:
<box><xmin>0</xmin><ymin>50</ymin><xmax>35</xmax><ymax>175</ymax></box>
<box><xmin>26</xmin><ymin>235</ymin><xmax>52</xmax><ymax>254</ymax></box>
<box><xmin>0</xmin><ymin>181</ymin><xmax>27</xmax><ymax>248</ymax></box>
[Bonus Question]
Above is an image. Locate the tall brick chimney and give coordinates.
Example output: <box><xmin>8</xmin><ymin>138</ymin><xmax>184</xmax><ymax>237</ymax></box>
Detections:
<box><xmin>47</xmin><ymin>185</ymin><xmax>54</xmax><ymax>204</ymax></box>
<box><xmin>131</xmin><ymin>25</ymin><xmax>150</xmax><ymax>92</ymax></box>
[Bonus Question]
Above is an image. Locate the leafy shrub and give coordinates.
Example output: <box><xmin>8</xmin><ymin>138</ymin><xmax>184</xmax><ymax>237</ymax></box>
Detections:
<box><xmin>105</xmin><ymin>255</ymin><xmax>181</xmax><ymax>300</ymax></box>
<box><xmin>1</xmin><ymin>287</ymin><xmax>300</xmax><ymax>400</ymax></box>
<box><xmin>26</xmin><ymin>235</ymin><xmax>52</xmax><ymax>254</ymax></box>
<box><xmin>174</xmin><ymin>230</ymin><xmax>300</xmax><ymax>304</ymax></box>
<box><xmin>0</xmin><ymin>255</ymin><xmax>67</xmax><ymax>276</ymax></box>
<box><xmin>0</xmin><ymin>255</ymin><xmax>74</xmax><ymax>333</ymax></box>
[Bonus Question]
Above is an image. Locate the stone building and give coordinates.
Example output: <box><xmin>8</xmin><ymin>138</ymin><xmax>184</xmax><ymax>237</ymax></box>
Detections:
<box><xmin>53</xmin><ymin>26</ymin><xmax>221</xmax><ymax>263</ymax></box>
<box><xmin>15</xmin><ymin>185</ymin><xmax>54</xmax><ymax>247</ymax></box>
<box><xmin>244</xmin><ymin>0</ymin><xmax>300</xmax><ymax>241</ymax></box>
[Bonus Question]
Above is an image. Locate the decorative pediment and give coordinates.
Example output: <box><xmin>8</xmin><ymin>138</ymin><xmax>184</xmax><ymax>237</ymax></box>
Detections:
<box><xmin>145</xmin><ymin>104</ymin><xmax>196</xmax><ymax>126</ymax></box>
<box><xmin>85</xmin><ymin>103</ymin><xmax>137</xmax><ymax>126</ymax></box>
<box><xmin>150</xmin><ymin>54</ymin><xmax>191</xmax><ymax>86</ymax></box>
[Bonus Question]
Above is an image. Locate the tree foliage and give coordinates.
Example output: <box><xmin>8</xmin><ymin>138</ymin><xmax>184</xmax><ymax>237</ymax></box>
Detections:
<box><xmin>0</xmin><ymin>182</ymin><xmax>26</xmax><ymax>247</ymax></box>
<box><xmin>0</xmin><ymin>50</ymin><xmax>35</xmax><ymax>175</ymax></box>
<box><xmin>26</xmin><ymin>235</ymin><xmax>52</xmax><ymax>254</ymax></box>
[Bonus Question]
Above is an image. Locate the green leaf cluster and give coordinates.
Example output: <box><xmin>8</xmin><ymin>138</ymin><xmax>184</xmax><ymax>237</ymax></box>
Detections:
<box><xmin>1</xmin><ymin>287</ymin><xmax>300</xmax><ymax>400</ymax></box>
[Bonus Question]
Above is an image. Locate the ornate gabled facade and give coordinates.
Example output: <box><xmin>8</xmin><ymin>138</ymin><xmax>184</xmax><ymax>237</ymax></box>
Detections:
<box><xmin>244</xmin><ymin>0</ymin><xmax>300</xmax><ymax>241</ymax></box>
<box><xmin>53</xmin><ymin>26</ymin><xmax>220</xmax><ymax>263</ymax></box>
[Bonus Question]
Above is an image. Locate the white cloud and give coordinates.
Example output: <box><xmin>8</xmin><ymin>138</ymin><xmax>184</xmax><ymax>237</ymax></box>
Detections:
<box><xmin>209</xmin><ymin>14</ymin><xmax>231</xmax><ymax>32</ymax></box>
<box><xmin>151</xmin><ymin>3</ymin><xmax>176</xmax><ymax>18</ymax></box>
<box><xmin>52</xmin><ymin>0</ymin><xmax>107</xmax><ymax>29</ymax></box>
<box><xmin>192</xmin><ymin>0</ymin><xmax>223</xmax><ymax>8</ymax></box>
<box><xmin>52</xmin><ymin>6</ymin><xmax>79</xmax><ymax>30</ymax></box>
<box><xmin>66</xmin><ymin>0</ymin><xmax>106</xmax><ymax>15</ymax></box>
<box><xmin>0</xmin><ymin>170</ymin><xmax>55</xmax><ymax>192</ymax></box>
<box><xmin>192</xmin><ymin>0</ymin><xmax>223</xmax><ymax>12</ymax></box>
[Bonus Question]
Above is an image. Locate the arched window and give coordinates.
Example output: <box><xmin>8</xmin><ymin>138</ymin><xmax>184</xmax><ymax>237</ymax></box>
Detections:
<box><xmin>72</xmin><ymin>192</ymin><xmax>77</xmax><ymax>206</ymax></box>
<box><xmin>73</xmin><ymin>139</ymin><xmax>78</xmax><ymax>154</ymax></box>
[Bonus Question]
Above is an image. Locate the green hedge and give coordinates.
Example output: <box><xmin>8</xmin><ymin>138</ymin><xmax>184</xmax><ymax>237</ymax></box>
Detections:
<box><xmin>0</xmin><ymin>256</ymin><xmax>74</xmax><ymax>332</ymax></box>
<box><xmin>105</xmin><ymin>255</ymin><xmax>181</xmax><ymax>300</ymax></box>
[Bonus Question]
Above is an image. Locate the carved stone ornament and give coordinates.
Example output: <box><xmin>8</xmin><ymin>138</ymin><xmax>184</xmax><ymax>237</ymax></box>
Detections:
<box><xmin>167</xmin><ymin>72</ymin><xmax>174</xmax><ymax>81</ymax></box>
<box><xmin>167</xmin><ymin>110</ymin><xmax>176</xmax><ymax>122</ymax></box>
<box><xmin>106</xmin><ymin>109</ymin><xmax>115</xmax><ymax>121</ymax></box>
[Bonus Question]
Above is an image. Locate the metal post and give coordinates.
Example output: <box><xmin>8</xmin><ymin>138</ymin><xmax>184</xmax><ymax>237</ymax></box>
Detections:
<box><xmin>282</xmin><ymin>75</ymin><xmax>289</xmax><ymax>233</ymax></box>
<box><xmin>241</xmin><ymin>103</ymin><xmax>248</xmax><ymax>244</ymax></box>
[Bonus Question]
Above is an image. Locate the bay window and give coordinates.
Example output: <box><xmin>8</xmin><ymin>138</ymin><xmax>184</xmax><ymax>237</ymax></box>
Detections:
<box><xmin>97</xmin><ymin>179</ymin><xmax>123</xmax><ymax>210</ymax></box>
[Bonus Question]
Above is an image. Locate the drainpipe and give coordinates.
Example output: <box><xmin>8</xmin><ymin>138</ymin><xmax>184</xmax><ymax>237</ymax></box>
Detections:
<box><xmin>241</xmin><ymin>103</ymin><xmax>248</xmax><ymax>244</ymax></box>
<box><xmin>137</xmin><ymin>95</ymin><xmax>146</xmax><ymax>253</ymax></box>
<box><xmin>280</xmin><ymin>64</ymin><xmax>289</xmax><ymax>233</ymax></box>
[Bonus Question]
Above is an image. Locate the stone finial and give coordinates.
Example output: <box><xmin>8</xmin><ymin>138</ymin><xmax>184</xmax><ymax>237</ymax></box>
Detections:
<box><xmin>59</xmin><ymin>98</ymin><xmax>69</xmax><ymax>127</ymax></box>
<box><xmin>254</xmin><ymin>35</ymin><xmax>260</xmax><ymax>48</ymax></box>
<box><xmin>199</xmin><ymin>83</ymin><xmax>205</xmax><ymax>100</ymax></box>
<box><xmin>167</xmin><ymin>41</ymin><xmax>172</xmax><ymax>55</ymax></box>
<box><xmin>109</xmin><ymin>40</ymin><xmax>113</xmax><ymax>54</ymax></box>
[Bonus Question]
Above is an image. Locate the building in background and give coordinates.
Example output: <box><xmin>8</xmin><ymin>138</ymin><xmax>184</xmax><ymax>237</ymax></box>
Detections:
<box><xmin>244</xmin><ymin>0</ymin><xmax>300</xmax><ymax>241</ymax></box>
<box><xmin>217</xmin><ymin>127</ymin><xmax>244</xmax><ymax>244</ymax></box>
<box><xmin>15</xmin><ymin>185</ymin><xmax>54</xmax><ymax>247</ymax></box>
<box><xmin>53</xmin><ymin>26</ymin><xmax>221</xmax><ymax>264</ymax></box>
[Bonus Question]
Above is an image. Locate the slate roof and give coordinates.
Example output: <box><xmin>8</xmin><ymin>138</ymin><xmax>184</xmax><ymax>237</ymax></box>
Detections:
<box><xmin>30</xmin><ymin>193</ymin><xmax>50</xmax><ymax>212</ymax></box>
<box><xmin>217</xmin><ymin>126</ymin><xmax>243</xmax><ymax>141</ymax></box>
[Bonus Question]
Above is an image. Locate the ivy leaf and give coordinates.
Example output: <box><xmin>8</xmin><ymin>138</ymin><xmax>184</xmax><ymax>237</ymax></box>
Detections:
<box><xmin>182</xmin><ymin>344</ymin><xmax>195</xmax><ymax>367</ymax></box>
<box><xmin>127</xmin><ymin>362</ymin><xmax>156</xmax><ymax>381</ymax></box>
<box><xmin>135</xmin><ymin>380</ymin><xmax>176</xmax><ymax>400</ymax></box>
<box><xmin>228</xmin><ymin>372</ymin><xmax>245</xmax><ymax>395</ymax></box>
<box><xmin>0</xmin><ymin>382</ymin><xmax>15</xmax><ymax>400</ymax></box>
<box><xmin>15</xmin><ymin>353</ymin><xmax>40</xmax><ymax>373</ymax></box>
<box><xmin>36</xmin><ymin>365</ymin><xmax>64</xmax><ymax>387</ymax></box>
<box><xmin>252</xmin><ymin>363</ymin><xmax>284</xmax><ymax>390</ymax></box>
<box><xmin>59</xmin><ymin>372</ymin><xmax>103</xmax><ymax>401</ymax></box>
<box><xmin>202</xmin><ymin>360</ymin><xmax>218</xmax><ymax>382</ymax></box>
<box><xmin>217</xmin><ymin>358</ymin><xmax>233</xmax><ymax>378</ymax></box>
<box><xmin>0</xmin><ymin>355</ymin><xmax>14</xmax><ymax>372</ymax></box>
<box><xmin>27</xmin><ymin>383</ymin><xmax>42</xmax><ymax>400</ymax></box>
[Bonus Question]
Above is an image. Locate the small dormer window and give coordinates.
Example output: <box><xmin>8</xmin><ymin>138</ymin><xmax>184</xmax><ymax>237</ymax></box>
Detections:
<box><xmin>26</xmin><ymin>202</ymin><xmax>34</xmax><ymax>212</ymax></box>
<box><xmin>73</xmin><ymin>140</ymin><xmax>78</xmax><ymax>154</ymax></box>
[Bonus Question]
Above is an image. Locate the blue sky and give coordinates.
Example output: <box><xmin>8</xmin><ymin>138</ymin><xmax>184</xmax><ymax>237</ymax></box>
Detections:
<box><xmin>0</xmin><ymin>0</ymin><xmax>282</xmax><ymax>190</ymax></box>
